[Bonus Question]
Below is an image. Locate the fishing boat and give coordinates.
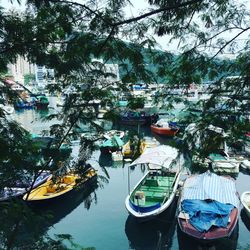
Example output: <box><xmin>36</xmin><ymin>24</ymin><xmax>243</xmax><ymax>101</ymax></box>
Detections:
<box><xmin>241</xmin><ymin>192</ymin><xmax>250</xmax><ymax>219</ymax></box>
<box><xmin>125</xmin><ymin>145</ymin><xmax>181</xmax><ymax>220</ymax></box>
<box><xmin>150</xmin><ymin>119</ymin><xmax>179</xmax><ymax>136</ymax></box>
<box><xmin>23</xmin><ymin>167</ymin><xmax>97</xmax><ymax>203</ymax></box>
<box><xmin>177</xmin><ymin>171</ymin><xmax>240</xmax><ymax>240</ymax></box>
<box><xmin>0</xmin><ymin>171</ymin><xmax>52</xmax><ymax>202</ymax></box>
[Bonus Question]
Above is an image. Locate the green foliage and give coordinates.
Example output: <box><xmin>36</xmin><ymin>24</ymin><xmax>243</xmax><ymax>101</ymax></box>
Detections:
<box><xmin>127</xmin><ymin>96</ymin><xmax>145</xmax><ymax>109</ymax></box>
<box><xmin>24</xmin><ymin>74</ymin><xmax>35</xmax><ymax>85</ymax></box>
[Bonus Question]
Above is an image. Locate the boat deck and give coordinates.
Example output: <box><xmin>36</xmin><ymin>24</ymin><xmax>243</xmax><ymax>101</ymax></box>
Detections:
<box><xmin>131</xmin><ymin>174</ymin><xmax>175</xmax><ymax>207</ymax></box>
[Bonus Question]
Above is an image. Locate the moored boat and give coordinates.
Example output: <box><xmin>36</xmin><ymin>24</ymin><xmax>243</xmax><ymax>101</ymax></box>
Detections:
<box><xmin>23</xmin><ymin>167</ymin><xmax>97</xmax><ymax>203</ymax></box>
<box><xmin>100</xmin><ymin>135</ymin><xmax>124</xmax><ymax>154</ymax></box>
<box><xmin>103</xmin><ymin>130</ymin><xmax>125</xmax><ymax>140</ymax></box>
<box><xmin>241</xmin><ymin>191</ymin><xmax>250</xmax><ymax>219</ymax></box>
<box><xmin>0</xmin><ymin>171</ymin><xmax>52</xmax><ymax>202</ymax></box>
<box><xmin>208</xmin><ymin>152</ymin><xmax>239</xmax><ymax>174</ymax></box>
<box><xmin>125</xmin><ymin>145</ymin><xmax>181</xmax><ymax>220</ymax></box>
<box><xmin>177</xmin><ymin>171</ymin><xmax>240</xmax><ymax>240</ymax></box>
<box><xmin>119</xmin><ymin>110</ymin><xmax>158</xmax><ymax>126</ymax></box>
<box><xmin>151</xmin><ymin>119</ymin><xmax>179</xmax><ymax>136</ymax></box>
<box><xmin>241</xmin><ymin>159</ymin><xmax>250</xmax><ymax>170</ymax></box>
<box><xmin>35</xmin><ymin>95</ymin><xmax>49</xmax><ymax>109</ymax></box>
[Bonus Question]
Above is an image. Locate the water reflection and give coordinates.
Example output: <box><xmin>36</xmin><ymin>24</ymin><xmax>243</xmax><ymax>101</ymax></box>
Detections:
<box><xmin>30</xmin><ymin>180</ymin><xmax>99</xmax><ymax>235</ymax></box>
<box><xmin>241</xmin><ymin>209</ymin><xmax>250</xmax><ymax>232</ymax></box>
<box><xmin>177</xmin><ymin>222</ymin><xmax>239</xmax><ymax>250</ymax></box>
<box><xmin>125</xmin><ymin>198</ymin><xmax>177</xmax><ymax>250</ymax></box>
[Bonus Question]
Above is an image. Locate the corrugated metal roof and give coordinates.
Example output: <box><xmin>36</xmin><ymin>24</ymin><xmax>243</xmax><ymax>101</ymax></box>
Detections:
<box><xmin>181</xmin><ymin>171</ymin><xmax>239</xmax><ymax>208</ymax></box>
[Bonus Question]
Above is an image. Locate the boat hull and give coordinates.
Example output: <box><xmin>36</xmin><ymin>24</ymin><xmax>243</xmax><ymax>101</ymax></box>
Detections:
<box><xmin>150</xmin><ymin>125</ymin><xmax>178</xmax><ymax>136</ymax></box>
<box><xmin>241</xmin><ymin>192</ymin><xmax>250</xmax><ymax>219</ymax></box>
<box><xmin>177</xmin><ymin>208</ymin><xmax>239</xmax><ymax>240</ymax></box>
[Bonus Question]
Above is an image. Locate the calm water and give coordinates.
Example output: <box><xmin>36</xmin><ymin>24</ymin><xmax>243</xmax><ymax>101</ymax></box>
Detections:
<box><xmin>12</xmin><ymin>107</ymin><xmax>250</xmax><ymax>250</ymax></box>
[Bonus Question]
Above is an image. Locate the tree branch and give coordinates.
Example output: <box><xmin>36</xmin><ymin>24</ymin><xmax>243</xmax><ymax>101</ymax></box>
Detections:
<box><xmin>113</xmin><ymin>0</ymin><xmax>204</xmax><ymax>26</ymax></box>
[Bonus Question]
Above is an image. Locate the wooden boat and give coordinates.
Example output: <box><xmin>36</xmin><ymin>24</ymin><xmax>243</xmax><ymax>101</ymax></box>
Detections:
<box><xmin>177</xmin><ymin>171</ymin><xmax>240</xmax><ymax>240</ymax></box>
<box><xmin>150</xmin><ymin>119</ymin><xmax>179</xmax><ymax>136</ymax></box>
<box><xmin>241</xmin><ymin>191</ymin><xmax>250</xmax><ymax>219</ymax></box>
<box><xmin>0</xmin><ymin>172</ymin><xmax>52</xmax><ymax>202</ymax></box>
<box><xmin>23</xmin><ymin>168</ymin><xmax>97</xmax><ymax>203</ymax></box>
<box><xmin>125</xmin><ymin>145</ymin><xmax>181</xmax><ymax>220</ymax></box>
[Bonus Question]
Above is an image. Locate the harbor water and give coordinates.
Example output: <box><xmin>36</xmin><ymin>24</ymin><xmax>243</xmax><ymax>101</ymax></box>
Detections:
<box><xmin>12</xmin><ymin>106</ymin><xmax>250</xmax><ymax>250</ymax></box>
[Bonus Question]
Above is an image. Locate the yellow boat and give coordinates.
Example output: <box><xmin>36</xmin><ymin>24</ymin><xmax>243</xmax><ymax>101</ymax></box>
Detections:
<box><xmin>122</xmin><ymin>137</ymin><xmax>159</xmax><ymax>159</ymax></box>
<box><xmin>23</xmin><ymin>168</ymin><xmax>97</xmax><ymax>203</ymax></box>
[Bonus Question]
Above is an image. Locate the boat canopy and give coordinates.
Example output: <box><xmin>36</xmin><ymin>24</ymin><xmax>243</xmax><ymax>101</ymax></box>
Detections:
<box><xmin>101</xmin><ymin>135</ymin><xmax>124</xmax><ymax>147</ymax></box>
<box><xmin>181</xmin><ymin>171</ymin><xmax>239</xmax><ymax>208</ymax></box>
<box><xmin>129</xmin><ymin>145</ymin><xmax>178</xmax><ymax>168</ymax></box>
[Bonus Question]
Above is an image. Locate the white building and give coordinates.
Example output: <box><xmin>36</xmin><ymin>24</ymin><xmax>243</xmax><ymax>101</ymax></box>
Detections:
<box><xmin>7</xmin><ymin>56</ymin><xmax>36</xmax><ymax>84</ymax></box>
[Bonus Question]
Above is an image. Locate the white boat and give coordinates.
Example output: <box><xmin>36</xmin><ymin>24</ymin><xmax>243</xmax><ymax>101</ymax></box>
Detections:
<box><xmin>112</xmin><ymin>151</ymin><xmax>123</xmax><ymax>161</ymax></box>
<box><xmin>208</xmin><ymin>152</ymin><xmax>239</xmax><ymax>174</ymax></box>
<box><xmin>241</xmin><ymin>160</ymin><xmax>250</xmax><ymax>170</ymax></box>
<box><xmin>125</xmin><ymin>145</ymin><xmax>181</xmax><ymax>220</ymax></box>
<box><xmin>0</xmin><ymin>104</ymin><xmax>14</xmax><ymax>114</ymax></box>
<box><xmin>0</xmin><ymin>172</ymin><xmax>52</xmax><ymax>202</ymax></box>
<box><xmin>241</xmin><ymin>191</ymin><xmax>250</xmax><ymax>218</ymax></box>
<box><xmin>103</xmin><ymin>130</ymin><xmax>125</xmax><ymax>140</ymax></box>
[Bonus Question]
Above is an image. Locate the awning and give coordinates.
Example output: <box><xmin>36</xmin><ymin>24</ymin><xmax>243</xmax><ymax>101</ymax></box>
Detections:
<box><xmin>129</xmin><ymin>145</ymin><xmax>178</xmax><ymax>168</ymax></box>
<box><xmin>181</xmin><ymin>171</ymin><xmax>239</xmax><ymax>208</ymax></box>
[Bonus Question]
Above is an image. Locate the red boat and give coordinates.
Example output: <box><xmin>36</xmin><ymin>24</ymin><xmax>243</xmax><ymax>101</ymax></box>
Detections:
<box><xmin>178</xmin><ymin>207</ymin><xmax>238</xmax><ymax>240</ymax></box>
<box><xmin>150</xmin><ymin>119</ymin><xmax>179</xmax><ymax>136</ymax></box>
<box><xmin>177</xmin><ymin>172</ymin><xmax>240</xmax><ymax>240</ymax></box>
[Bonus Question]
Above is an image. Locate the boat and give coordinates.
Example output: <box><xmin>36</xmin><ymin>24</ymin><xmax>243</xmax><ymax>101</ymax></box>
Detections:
<box><xmin>14</xmin><ymin>99</ymin><xmax>35</xmax><ymax>109</ymax></box>
<box><xmin>177</xmin><ymin>171</ymin><xmax>240</xmax><ymax>240</ymax></box>
<box><xmin>103</xmin><ymin>130</ymin><xmax>125</xmax><ymax>140</ymax></box>
<box><xmin>100</xmin><ymin>135</ymin><xmax>124</xmax><ymax>154</ymax></box>
<box><xmin>0</xmin><ymin>104</ymin><xmax>14</xmax><ymax>114</ymax></box>
<box><xmin>23</xmin><ymin>167</ymin><xmax>97</xmax><ymax>203</ymax></box>
<box><xmin>241</xmin><ymin>191</ymin><xmax>250</xmax><ymax>219</ymax></box>
<box><xmin>0</xmin><ymin>171</ymin><xmax>52</xmax><ymax>202</ymax></box>
<box><xmin>208</xmin><ymin>151</ymin><xmax>239</xmax><ymax>174</ymax></box>
<box><xmin>151</xmin><ymin>119</ymin><xmax>179</xmax><ymax>136</ymax></box>
<box><xmin>119</xmin><ymin>110</ymin><xmax>158</xmax><ymax>126</ymax></box>
<box><xmin>125</xmin><ymin>145</ymin><xmax>181</xmax><ymax>220</ymax></box>
<box><xmin>35</xmin><ymin>95</ymin><xmax>49</xmax><ymax>109</ymax></box>
<box><xmin>241</xmin><ymin>159</ymin><xmax>250</xmax><ymax>170</ymax></box>
<box><xmin>111</xmin><ymin>151</ymin><xmax>123</xmax><ymax>161</ymax></box>
<box><xmin>122</xmin><ymin>136</ymin><xmax>159</xmax><ymax>160</ymax></box>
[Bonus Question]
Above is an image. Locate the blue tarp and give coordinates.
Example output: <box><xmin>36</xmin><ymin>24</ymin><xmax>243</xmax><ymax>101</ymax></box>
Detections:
<box><xmin>182</xmin><ymin>199</ymin><xmax>234</xmax><ymax>232</ymax></box>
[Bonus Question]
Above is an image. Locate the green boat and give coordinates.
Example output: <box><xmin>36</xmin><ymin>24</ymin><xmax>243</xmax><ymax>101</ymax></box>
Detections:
<box><xmin>125</xmin><ymin>145</ymin><xmax>181</xmax><ymax>220</ymax></box>
<box><xmin>100</xmin><ymin>135</ymin><xmax>124</xmax><ymax>154</ymax></box>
